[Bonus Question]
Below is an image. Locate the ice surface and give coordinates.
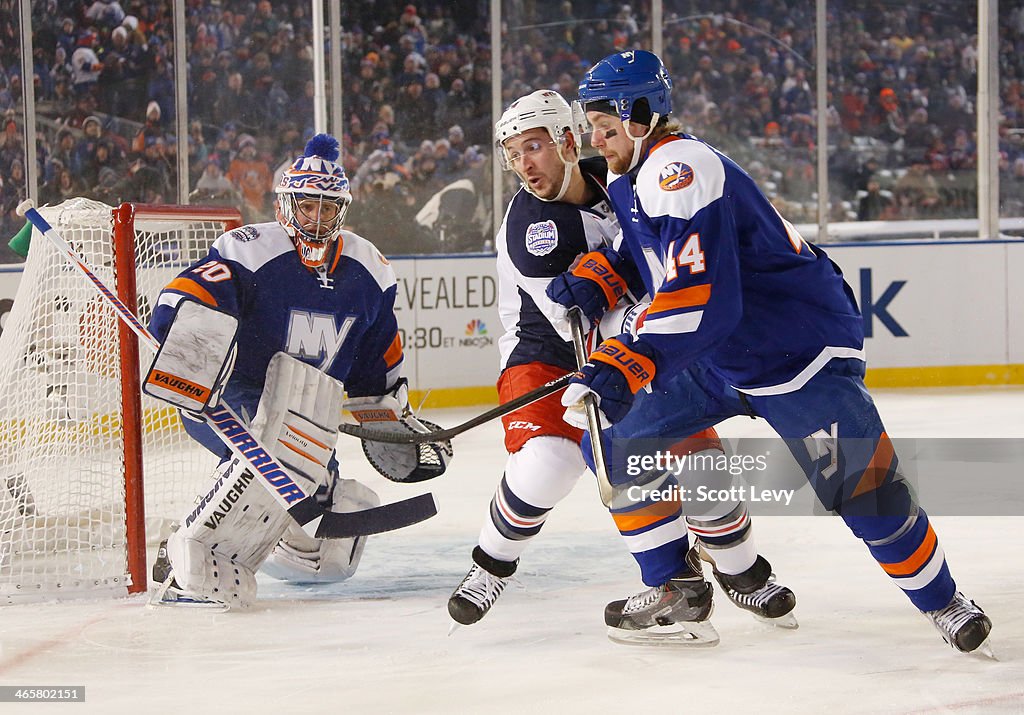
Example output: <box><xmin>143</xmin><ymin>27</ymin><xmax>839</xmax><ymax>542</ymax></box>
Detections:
<box><xmin>1</xmin><ymin>387</ymin><xmax>1021</xmax><ymax>713</ymax></box>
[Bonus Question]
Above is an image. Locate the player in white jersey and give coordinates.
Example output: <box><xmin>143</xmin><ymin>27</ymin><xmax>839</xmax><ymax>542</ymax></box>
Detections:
<box><xmin>447</xmin><ymin>91</ymin><xmax>796</xmax><ymax>645</ymax></box>
<box><xmin>143</xmin><ymin>134</ymin><xmax>449</xmax><ymax>608</ymax></box>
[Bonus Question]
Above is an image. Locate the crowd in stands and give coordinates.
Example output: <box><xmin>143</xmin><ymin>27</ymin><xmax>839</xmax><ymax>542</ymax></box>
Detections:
<box><xmin>1</xmin><ymin>1</ymin><xmax>1023</xmax><ymax>263</ymax></box>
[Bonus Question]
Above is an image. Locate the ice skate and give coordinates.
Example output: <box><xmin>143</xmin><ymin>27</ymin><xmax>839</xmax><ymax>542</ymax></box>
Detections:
<box><xmin>925</xmin><ymin>591</ymin><xmax>993</xmax><ymax>656</ymax></box>
<box><xmin>711</xmin><ymin>554</ymin><xmax>798</xmax><ymax>629</ymax></box>
<box><xmin>604</xmin><ymin>550</ymin><xmax>718</xmax><ymax>647</ymax></box>
<box><xmin>447</xmin><ymin>547</ymin><xmax>516</xmax><ymax>627</ymax></box>
<box><xmin>146</xmin><ymin>538</ymin><xmax>244</xmax><ymax>611</ymax></box>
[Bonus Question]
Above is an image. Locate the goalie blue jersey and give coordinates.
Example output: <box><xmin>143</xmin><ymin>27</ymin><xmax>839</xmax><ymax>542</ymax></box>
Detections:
<box><xmin>149</xmin><ymin>222</ymin><xmax>403</xmax><ymax>398</ymax></box>
<box><xmin>608</xmin><ymin>134</ymin><xmax>865</xmax><ymax>394</ymax></box>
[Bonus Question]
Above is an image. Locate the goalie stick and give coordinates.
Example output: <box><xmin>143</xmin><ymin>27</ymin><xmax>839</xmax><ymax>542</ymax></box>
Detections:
<box><xmin>567</xmin><ymin>308</ymin><xmax>614</xmax><ymax>506</ymax></box>
<box><xmin>337</xmin><ymin>371</ymin><xmax>575</xmax><ymax>444</ymax></box>
<box><xmin>16</xmin><ymin>200</ymin><xmax>435</xmax><ymax>540</ymax></box>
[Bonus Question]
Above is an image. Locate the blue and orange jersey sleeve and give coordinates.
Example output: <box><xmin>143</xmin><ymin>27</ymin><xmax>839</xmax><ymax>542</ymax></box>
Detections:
<box><xmin>148</xmin><ymin>246</ymin><xmax>248</xmax><ymax>343</ymax></box>
<box><xmin>631</xmin><ymin>139</ymin><xmax>744</xmax><ymax>376</ymax></box>
<box><xmin>343</xmin><ymin>282</ymin><xmax>405</xmax><ymax>397</ymax></box>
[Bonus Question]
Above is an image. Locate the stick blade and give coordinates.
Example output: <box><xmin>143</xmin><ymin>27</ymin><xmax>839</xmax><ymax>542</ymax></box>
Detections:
<box><xmin>315</xmin><ymin>493</ymin><xmax>437</xmax><ymax>538</ymax></box>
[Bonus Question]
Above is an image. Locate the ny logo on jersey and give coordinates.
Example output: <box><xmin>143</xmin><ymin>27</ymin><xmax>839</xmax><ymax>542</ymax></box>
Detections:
<box><xmin>285</xmin><ymin>311</ymin><xmax>356</xmax><ymax>371</ymax></box>
<box><xmin>804</xmin><ymin>421</ymin><xmax>839</xmax><ymax>480</ymax></box>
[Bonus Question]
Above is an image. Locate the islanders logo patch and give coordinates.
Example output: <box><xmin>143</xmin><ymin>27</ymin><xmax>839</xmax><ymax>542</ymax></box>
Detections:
<box><xmin>525</xmin><ymin>220</ymin><xmax>558</xmax><ymax>256</ymax></box>
<box><xmin>658</xmin><ymin>162</ymin><xmax>694</xmax><ymax>191</ymax></box>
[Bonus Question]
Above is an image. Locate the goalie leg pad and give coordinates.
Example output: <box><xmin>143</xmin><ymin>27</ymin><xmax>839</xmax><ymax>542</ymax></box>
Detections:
<box><xmin>251</xmin><ymin>352</ymin><xmax>345</xmax><ymax>486</ymax></box>
<box><xmin>156</xmin><ymin>458</ymin><xmax>293</xmax><ymax>607</ymax></box>
<box><xmin>262</xmin><ymin>478</ymin><xmax>381</xmax><ymax>583</ymax></box>
<box><xmin>162</xmin><ymin>531</ymin><xmax>258</xmax><ymax>609</ymax></box>
<box><xmin>159</xmin><ymin>354</ymin><xmax>346</xmax><ymax>603</ymax></box>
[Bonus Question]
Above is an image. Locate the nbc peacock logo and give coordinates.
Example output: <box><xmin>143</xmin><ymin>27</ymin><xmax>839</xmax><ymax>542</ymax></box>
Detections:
<box><xmin>460</xmin><ymin>318</ymin><xmax>493</xmax><ymax>348</ymax></box>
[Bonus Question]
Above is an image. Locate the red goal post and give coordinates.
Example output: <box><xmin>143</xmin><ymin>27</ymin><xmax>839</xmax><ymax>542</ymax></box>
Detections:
<box><xmin>0</xmin><ymin>199</ymin><xmax>242</xmax><ymax>603</ymax></box>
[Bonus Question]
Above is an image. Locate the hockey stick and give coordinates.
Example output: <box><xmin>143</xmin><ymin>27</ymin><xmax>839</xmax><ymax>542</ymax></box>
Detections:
<box><xmin>337</xmin><ymin>371</ymin><xmax>574</xmax><ymax>444</ymax></box>
<box><xmin>16</xmin><ymin>200</ymin><xmax>435</xmax><ymax>539</ymax></box>
<box><xmin>568</xmin><ymin>309</ymin><xmax>615</xmax><ymax>506</ymax></box>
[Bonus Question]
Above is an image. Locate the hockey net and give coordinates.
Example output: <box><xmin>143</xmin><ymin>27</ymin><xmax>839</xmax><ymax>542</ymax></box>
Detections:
<box><xmin>0</xmin><ymin>198</ymin><xmax>242</xmax><ymax>603</ymax></box>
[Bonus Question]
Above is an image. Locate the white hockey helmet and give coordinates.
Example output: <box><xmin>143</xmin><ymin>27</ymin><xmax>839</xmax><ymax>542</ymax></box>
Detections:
<box><xmin>494</xmin><ymin>89</ymin><xmax>589</xmax><ymax>201</ymax></box>
<box><xmin>275</xmin><ymin>133</ymin><xmax>352</xmax><ymax>269</ymax></box>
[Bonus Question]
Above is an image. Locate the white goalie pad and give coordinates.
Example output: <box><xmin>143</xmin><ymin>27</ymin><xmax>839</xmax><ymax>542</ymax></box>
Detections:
<box><xmin>261</xmin><ymin>478</ymin><xmax>381</xmax><ymax>583</ymax></box>
<box><xmin>250</xmin><ymin>352</ymin><xmax>345</xmax><ymax>486</ymax></box>
<box><xmin>153</xmin><ymin>353</ymin><xmax>345</xmax><ymax>607</ymax></box>
<box><xmin>347</xmin><ymin>392</ymin><xmax>453</xmax><ymax>483</ymax></box>
<box><xmin>143</xmin><ymin>300</ymin><xmax>238</xmax><ymax>413</ymax></box>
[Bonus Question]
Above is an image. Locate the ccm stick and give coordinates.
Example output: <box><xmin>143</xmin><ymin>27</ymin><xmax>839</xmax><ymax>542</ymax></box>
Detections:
<box><xmin>338</xmin><ymin>372</ymin><xmax>574</xmax><ymax>444</ymax></box>
<box><xmin>16</xmin><ymin>200</ymin><xmax>435</xmax><ymax>539</ymax></box>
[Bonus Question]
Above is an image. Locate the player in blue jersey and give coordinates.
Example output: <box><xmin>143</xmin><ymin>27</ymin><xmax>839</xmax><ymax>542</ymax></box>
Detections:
<box><xmin>143</xmin><ymin>134</ymin><xmax>448</xmax><ymax>608</ymax></box>
<box><xmin>544</xmin><ymin>50</ymin><xmax>991</xmax><ymax>653</ymax></box>
<box><xmin>447</xmin><ymin>90</ymin><xmax>796</xmax><ymax>645</ymax></box>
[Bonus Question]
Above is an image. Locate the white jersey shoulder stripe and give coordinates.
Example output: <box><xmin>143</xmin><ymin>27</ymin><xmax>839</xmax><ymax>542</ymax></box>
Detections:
<box><xmin>338</xmin><ymin>229</ymin><xmax>397</xmax><ymax>291</ymax></box>
<box><xmin>734</xmin><ymin>345</ymin><xmax>866</xmax><ymax>396</ymax></box>
<box><xmin>639</xmin><ymin>310</ymin><xmax>703</xmax><ymax>335</ymax></box>
<box><xmin>637</xmin><ymin>138</ymin><xmax>726</xmax><ymax>221</ymax></box>
<box><xmin>211</xmin><ymin>221</ymin><xmax>294</xmax><ymax>271</ymax></box>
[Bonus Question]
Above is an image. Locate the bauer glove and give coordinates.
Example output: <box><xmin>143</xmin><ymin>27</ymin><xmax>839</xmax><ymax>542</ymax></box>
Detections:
<box><xmin>546</xmin><ymin>247</ymin><xmax>633</xmax><ymax>323</ymax></box>
<box><xmin>561</xmin><ymin>334</ymin><xmax>656</xmax><ymax>427</ymax></box>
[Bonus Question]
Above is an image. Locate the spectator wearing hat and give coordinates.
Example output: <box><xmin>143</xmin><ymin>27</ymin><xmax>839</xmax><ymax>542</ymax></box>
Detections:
<box><xmin>192</xmin><ymin>153</ymin><xmax>239</xmax><ymax>205</ymax></box>
<box><xmin>80</xmin><ymin>138</ymin><xmax>124</xmax><ymax>195</ymax></box>
<box><xmin>131</xmin><ymin>100</ymin><xmax>165</xmax><ymax>153</ymax></box>
<box><xmin>227</xmin><ymin>134</ymin><xmax>273</xmax><ymax>221</ymax></box>
<box><xmin>72</xmin><ymin>115</ymin><xmax>104</xmax><ymax>172</ymax></box>
<box><xmin>56</xmin><ymin>17</ymin><xmax>78</xmax><ymax>58</ymax></box>
<box><xmin>870</xmin><ymin>87</ymin><xmax>907</xmax><ymax>147</ymax></box>
<box><xmin>70</xmin><ymin>31</ymin><xmax>103</xmax><ymax>96</ymax></box>
<box><xmin>85</xmin><ymin>0</ymin><xmax>126</xmax><ymax>28</ymax></box>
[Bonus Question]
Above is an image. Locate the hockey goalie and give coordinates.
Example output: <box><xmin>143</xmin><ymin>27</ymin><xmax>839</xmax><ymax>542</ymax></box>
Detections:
<box><xmin>142</xmin><ymin>133</ymin><xmax>451</xmax><ymax>609</ymax></box>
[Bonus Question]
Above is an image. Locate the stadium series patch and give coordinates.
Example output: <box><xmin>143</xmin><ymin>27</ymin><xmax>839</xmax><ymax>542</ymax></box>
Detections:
<box><xmin>525</xmin><ymin>220</ymin><xmax>558</xmax><ymax>256</ymax></box>
<box><xmin>230</xmin><ymin>225</ymin><xmax>259</xmax><ymax>242</ymax></box>
<box><xmin>659</xmin><ymin>162</ymin><xmax>694</xmax><ymax>191</ymax></box>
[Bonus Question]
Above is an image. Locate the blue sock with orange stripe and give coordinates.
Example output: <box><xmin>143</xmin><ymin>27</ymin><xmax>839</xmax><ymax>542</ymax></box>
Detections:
<box><xmin>842</xmin><ymin>481</ymin><xmax>955</xmax><ymax>612</ymax></box>
<box><xmin>611</xmin><ymin>486</ymin><xmax>692</xmax><ymax>587</ymax></box>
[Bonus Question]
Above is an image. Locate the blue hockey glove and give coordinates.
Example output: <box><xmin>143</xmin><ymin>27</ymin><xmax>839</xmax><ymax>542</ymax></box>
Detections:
<box><xmin>561</xmin><ymin>334</ymin><xmax>656</xmax><ymax>426</ymax></box>
<box><xmin>546</xmin><ymin>247</ymin><xmax>631</xmax><ymax>322</ymax></box>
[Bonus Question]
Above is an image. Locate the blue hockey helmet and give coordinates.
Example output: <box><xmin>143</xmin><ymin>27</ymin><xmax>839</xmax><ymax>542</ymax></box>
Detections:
<box><xmin>577</xmin><ymin>50</ymin><xmax>673</xmax><ymax>125</ymax></box>
<box><xmin>275</xmin><ymin>133</ymin><xmax>352</xmax><ymax>268</ymax></box>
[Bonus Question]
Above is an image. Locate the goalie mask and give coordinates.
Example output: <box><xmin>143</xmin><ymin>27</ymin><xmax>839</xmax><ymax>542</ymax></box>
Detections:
<box><xmin>495</xmin><ymin>90</ymin><xmax>589</xmax><ymax>202</ymax></box>
<box><xmin>275</xmin><ymin>133</ymin><xmax>352</xmax><ymax>269</ymax></box>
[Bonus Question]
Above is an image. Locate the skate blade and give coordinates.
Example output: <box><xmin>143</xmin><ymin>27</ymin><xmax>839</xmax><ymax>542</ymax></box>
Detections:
<box><xmin>447</xmin><ymin>622</ymin><xmax>462</xmax><ymax>637</ymax></box>
<box><xmin>969</xmin><ymin>638</ymin><xmax>997</xmax><ymax>661</ymax></box>
<box><xmin>751</xmin><ymin>612</ymin><xmax>799</xmax><ymax>629</ymax></box>
<box><xmin>607</xmin><ymin>620</ymin><xmax>720</xmax><ymax>648</ymax></box>
<box><xmin>146</xmin><ymin>578</ymin><xmax>230</xmax><ymax>612</ymax></box>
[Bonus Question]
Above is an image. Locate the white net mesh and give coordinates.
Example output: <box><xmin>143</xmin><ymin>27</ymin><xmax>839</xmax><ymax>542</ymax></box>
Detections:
<box><xmin>0</xmin><ymin>199</ymin><xmax>234</xmax><ymax>602</ymax></box>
